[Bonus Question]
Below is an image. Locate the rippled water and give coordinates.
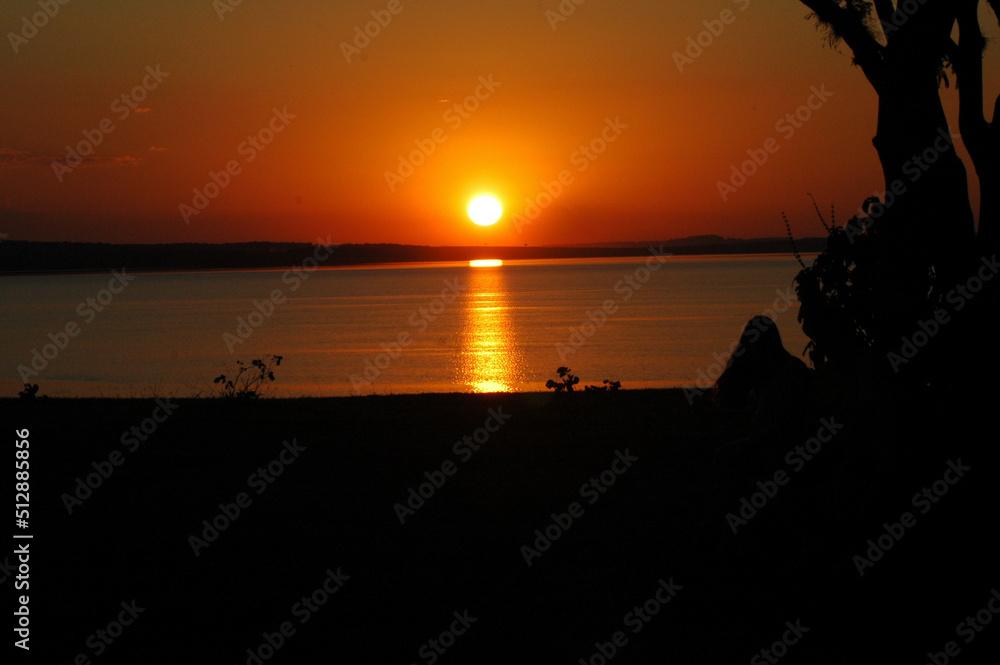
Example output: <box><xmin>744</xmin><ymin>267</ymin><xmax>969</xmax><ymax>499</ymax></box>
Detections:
<box><xmin>0</xmin><ymin>254</ymin><xmax>812</xmax><ymax>397</ymax></box>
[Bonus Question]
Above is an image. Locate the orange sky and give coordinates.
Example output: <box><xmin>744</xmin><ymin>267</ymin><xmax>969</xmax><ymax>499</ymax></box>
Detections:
<box><xmin>1</xmin><ymin>0</ymin><xmax>997</xmax><ymax>246</ymax></box>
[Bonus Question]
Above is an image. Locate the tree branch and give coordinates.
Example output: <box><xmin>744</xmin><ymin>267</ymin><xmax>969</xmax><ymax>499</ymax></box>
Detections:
<box><xmin>798</xmin><ymin>0</ymin><xmax>887</xmax><ymax>92</ymax></box>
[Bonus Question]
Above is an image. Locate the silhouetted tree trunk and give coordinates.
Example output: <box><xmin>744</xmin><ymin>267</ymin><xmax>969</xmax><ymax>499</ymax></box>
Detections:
<box><xmin>799</xmin><ymin>0</ymin><xmax>998</xmax><ymax>262</ymax></box>
<box><xmin>792</xmin><ymin>0</ymin><xmax>1000</xmax><ymax>396</ymax></box>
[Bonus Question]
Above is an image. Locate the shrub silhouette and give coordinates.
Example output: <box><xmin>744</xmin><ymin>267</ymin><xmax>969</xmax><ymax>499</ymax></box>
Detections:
<box><xmin>545</xmin><ymin>367</ymin><xmax>621</xmax><ymax>392</ymax></box>
<box><xmin>18</xmin><ymin>383</ymin><xmax>41</xmax><ymax>400</ymax></box>
<box><xmin>212</xmin><ymin>355</ymin><xmax>283</xmax><ymax>399</ymax></box>
<box><xmin>789</xmin><ymin>197</ymin><xmax>947</xmax><ymax>391</ymax></box>
<box><xmin>584</xmin><ymin>380</ymin><xmax>621</xmax><ymax>392</ymax></box>
<box><xmin>545</xmin><ymin>367</ymin><xmax>579</xmax><ymax>392</ymax></box>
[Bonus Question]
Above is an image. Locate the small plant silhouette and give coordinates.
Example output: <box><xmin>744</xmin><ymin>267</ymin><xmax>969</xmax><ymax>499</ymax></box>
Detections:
<box><xmin>545</xmin><ymin>368</ymin><xmax>621</xmax><ymax>392</ymax></box>
<box><xmin>545</xmin><ymin>367</ymin><xmax>579</xmax><ymax>392</ymax></box>
<box><xmin>213</xmin><ymin>355</ymin><xmax>283</xmax><ymax>399</ymax></box>
<box><xmin>584</xmin><ymin>379</ymin><xmax>621</xmax><ymax>392</ymax></box>
<box><xmin>17</xmin><ymin>383</ymin><xmax>41</xmax><ymax>400</ymax></box>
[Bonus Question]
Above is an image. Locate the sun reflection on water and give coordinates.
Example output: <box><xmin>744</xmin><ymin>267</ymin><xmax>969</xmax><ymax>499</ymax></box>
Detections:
<box><xmin>458</xmin><ymin>265</ymin><xmax>526</xmax><ymax>393</ymax></box>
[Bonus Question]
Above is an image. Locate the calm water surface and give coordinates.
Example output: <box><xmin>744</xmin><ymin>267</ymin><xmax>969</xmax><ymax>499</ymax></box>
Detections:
<box><xmin>0</xmin><ymin>254</ymin><xmax>812</xmax><ymax>397</ymax></box>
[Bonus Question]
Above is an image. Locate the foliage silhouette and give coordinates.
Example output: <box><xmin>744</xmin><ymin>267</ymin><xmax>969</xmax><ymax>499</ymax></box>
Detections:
<box><xmin>788</xmin><ymin>195</ymin><xmax>991</xmax><ymax>396</ymax></box>
<box><xmin>18</xmin><ymin>383</ymin><xmax>41</xmax><ymax>400</ymax></box>
<box><xmin>212</xmin><ymin>355</ymin><xmax>283</xmax><ymax>399</ymax></box>
<box><xmin>584</xmin><ymin>380</ymin><xmax>622</xmax><ymax>392</ymax></box>
<box><xmin>545</xmin><ymin>367</ymin><xmax>621</xmax><ymax>392</ymax></box>
<box><xmin>545</xmin><ymin>367</ymin><xmax>579</xmax><ymax>392</ymax></box>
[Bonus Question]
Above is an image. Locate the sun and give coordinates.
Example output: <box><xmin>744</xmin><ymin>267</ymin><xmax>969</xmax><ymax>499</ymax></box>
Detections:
<box><xmin>468</xmin><ymin>195</ymin><xmax>502</xmax><ymax>226</ymax></box>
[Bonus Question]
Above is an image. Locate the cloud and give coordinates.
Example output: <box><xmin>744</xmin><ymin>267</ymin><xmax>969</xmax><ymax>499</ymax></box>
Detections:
<box><xmin>134</xmin><ymin>107</ymin><xmax>152</xmax><ymax>113</ymax></box>
<box><xmin>79</xmin><ymin>155</ymin><xmax>142</xmax><ymax>168</ymax></box>
<box><xmin>0</xmin><ymin>147</ymin><xmax>142</xmax><ymax>170</ymax></box>
<box><xmin>0</xmin><ymin>147</ymin><xmax>53</xmax><ymax>167</ymax></box>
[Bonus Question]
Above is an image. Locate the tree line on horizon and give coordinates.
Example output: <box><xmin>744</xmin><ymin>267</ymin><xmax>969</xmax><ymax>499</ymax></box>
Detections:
<box><xmin>0</xmin><ymin>238</ymin><xmax>829</xmax><ymax>273</ymax></box>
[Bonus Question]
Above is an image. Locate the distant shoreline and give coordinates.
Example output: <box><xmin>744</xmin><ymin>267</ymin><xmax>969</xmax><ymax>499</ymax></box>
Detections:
<box><xmin>0</xmin><ymin>236</ymin><xmax>825</xmax><ymax>276</ymax></box>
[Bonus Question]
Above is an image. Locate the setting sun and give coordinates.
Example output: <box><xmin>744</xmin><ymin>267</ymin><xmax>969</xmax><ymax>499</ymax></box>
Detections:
<box><xmin>468</xmin><ymin>195</ymin><xmax>503</xmax><ymax>226</ymax></box>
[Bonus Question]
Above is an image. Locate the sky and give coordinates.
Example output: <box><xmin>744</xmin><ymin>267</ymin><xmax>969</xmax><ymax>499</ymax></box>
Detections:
<box><xmin>1</xmin><ymin>0</ymin><xmax>997</xmax><ymax>246</ymax></box>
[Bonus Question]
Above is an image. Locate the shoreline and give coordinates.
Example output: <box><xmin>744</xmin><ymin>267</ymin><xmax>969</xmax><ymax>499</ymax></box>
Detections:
<box><xmin>0</xmin><ymin>250</ymin><xmax>816</xmax><ymax>278</ymax></box>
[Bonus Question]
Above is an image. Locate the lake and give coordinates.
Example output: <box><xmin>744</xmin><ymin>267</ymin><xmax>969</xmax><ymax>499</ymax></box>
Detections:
<box><xmin>0</xmin><ymin>253</ymin><xmax>812</xmax><ymax>397</ymax></box>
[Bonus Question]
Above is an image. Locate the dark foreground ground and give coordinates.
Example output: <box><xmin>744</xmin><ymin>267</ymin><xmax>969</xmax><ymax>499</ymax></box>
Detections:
<box><xmin>2</xmin><ymin>390</ymin><xmax>997</xmax><ymax>664</ymax></box>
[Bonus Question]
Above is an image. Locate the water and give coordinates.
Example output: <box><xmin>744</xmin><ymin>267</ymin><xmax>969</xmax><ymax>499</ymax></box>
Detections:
<box><xmin>0</xmin><ymin>254</ymin><xmax>811</xmax><ymax>397</ymax></box>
